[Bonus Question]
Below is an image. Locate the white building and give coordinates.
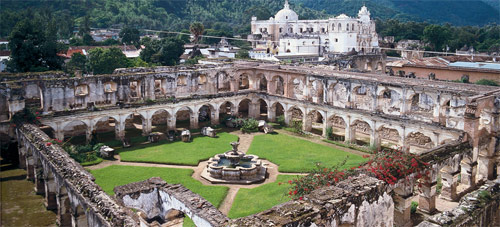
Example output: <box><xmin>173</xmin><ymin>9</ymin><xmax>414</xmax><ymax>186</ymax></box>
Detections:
<box><xmin>249</xmin><ymin>1</ymin><xmax>379</xmax><ymax>57</ymax></box>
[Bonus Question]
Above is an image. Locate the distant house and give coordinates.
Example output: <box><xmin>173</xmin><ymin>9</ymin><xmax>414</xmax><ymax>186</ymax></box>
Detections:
<box><xmin>58</xmin><ymin>45</ymin><xmax>142</xmax><ymax>59</ymax></box>
<box><xmin>183</xmin><ymin>38</ymin><xmax>240</xmax><ymax>60</ymax></box>
<box><xmin>0</xmin><ymin>50</ymin><xmax>10</xmax><ymax>72</ymax></box>
<box><xmin>90</xmin><ymin>29</ymin><xmax>119</xmax><ymax>42</ymax></box>
<box><xmin>387</xmin><ymin>56</ymin><xmax>500</xmax><ymax>83</ymax></box>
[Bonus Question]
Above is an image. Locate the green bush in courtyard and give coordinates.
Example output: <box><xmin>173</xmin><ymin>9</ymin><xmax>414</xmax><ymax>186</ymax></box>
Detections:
<box><xmin>241</xmin><ymin>118</ymin><xmax>259</xmax><ymax>133</ymax></box>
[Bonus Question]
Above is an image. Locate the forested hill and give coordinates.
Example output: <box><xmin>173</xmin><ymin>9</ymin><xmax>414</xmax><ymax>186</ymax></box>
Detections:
<box><xmin>1</xmin><ymin>0</ymin><xmax>499</xmax><ymax>38</ymax></box>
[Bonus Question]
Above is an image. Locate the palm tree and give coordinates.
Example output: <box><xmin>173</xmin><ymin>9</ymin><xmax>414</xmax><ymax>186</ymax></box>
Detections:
<box><xmin>189</xmin><ymin>22</ymin><xmax>204</xmax><ymax>44</ymax></box>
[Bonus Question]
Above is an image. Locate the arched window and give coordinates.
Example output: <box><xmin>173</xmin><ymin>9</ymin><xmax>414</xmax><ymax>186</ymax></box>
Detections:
<box><xmin>279</xmin><ymin>27</ymin><xmax>283</xmax><ymax>33</ymax></box>
<box><xmin>332</xmin><ymin>24</ymin><xmax>335</xmax><ymax>31</ymax></box>
<box><xmin>302</xmin><ymin>41</ymin><xmax>306</xmax><ymax>46</ymax></box>
<box><xmin>338</xmin><ymin>23</ymin><xmax>341</xmax><ymax>31</ymax></box>
<box><xmin>288</xmin><ymin>27</ymin><xmax>293</xmax><ymax>33</ymax></box>
<box><xmin>352</xmin><ymin>24</ymin><xmax>355</xmax><ymax>31</ymax></box>
<box><xmin>346</xmin><ymin>23</ymin><xmax>349</xmax><ymax>31</ymax></box>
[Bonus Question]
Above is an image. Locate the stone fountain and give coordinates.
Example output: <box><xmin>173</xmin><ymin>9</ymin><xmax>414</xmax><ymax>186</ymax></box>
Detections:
<box><xmin>201</xmin><ymin>141</ymin><xmax>267</xmax><ymax>184</ymax></box>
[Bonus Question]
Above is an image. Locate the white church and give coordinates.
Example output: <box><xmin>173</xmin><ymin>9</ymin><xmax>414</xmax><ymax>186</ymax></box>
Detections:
<box><xmin>248</xmin><ymin>0</ymin><xmax>379</xmax><ymax>59</ymax></box>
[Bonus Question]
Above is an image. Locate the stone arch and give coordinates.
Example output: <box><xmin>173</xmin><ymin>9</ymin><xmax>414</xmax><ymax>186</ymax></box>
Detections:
<box><xmin>198</xmin><ymin>74</ymin><xmax>207</xmax><ymax>85</ymax></box>
<box><xmin>328</xmin><ymin>82</ymin><xmax>348</xmax><ymax>107</ymax></box>
<box><xmin>217</xmin><ymin>72</ymin><xmax>231</xmax><ymax>92</ymax></box>
<box><xmin>258</xmin><ymin>74</ymin><xmax>268</xmax><ymax>91</ymax></box>
<box><xmin>219</xmin><ymin>101</ymin><xmax>235</xmax><ymax>120</ymax></box>
<box><xmin>93</xmin><ymin>116</ymin><xmax>120</xmax><ymax>141</ymax></box>
<box><xmin>62</xmin><ymin>120</ymin><xmax>88</xmax><ymax>143</ymax></box>
<box><xmin>24</xmin><ymin>84</ymin><xmax>44</xmax><ymax>111</ymax></box>
<box><xmin>72</xmin><ymin>204</ymin><xmax>88</xmax><ymax>226</ymax></box>
<box><xmin>257</xmin><ymin>99</ymin><xmax>268</xmax><ymax>120</ymax></box>
<box><xmin>376</xmin><ymin>62</ymin><xmax>383</xmax><ymax>71</ymax></box>
<box><xmin>43</xmin><ymin>167</ymin><xmax>57</xmax><ymax>210</ymax></box>
<box><xmin>350</xmin><ymin>119</ymin><xmax>373</xmax><ymax>146</ymax></box>
<box><xmin>311</xmin><ymin>80</ymin><xmax>325</xmax><ymax>103</ymax></box>
<box><xmin>239</xmin><ymin>74</ymin><xmax>250</xmax><ymax>90</ymax></box>
<box><xmin>377</xmin><ymin>125</ymin><xmax>401</xmax><ymax>149</ymax></box>
<box><xmin>292</xmin><ymin>78</ymin><xmax>305</xmax><ymax>99</ymax></box>
<box><xmin>198</xmin><ymin>104</ymin><xmax>216</xmax><ymax>127</ymax></box>
<box><xmin>57</xmin><ymin>185</ymin><xmax>72</xmax><ymax>226</ymax></box>
<box><xmin>129</xmin><ymin>80</ymin><xmax>142</xmax><ymax>98</ymax></box>
<box><xmin>271</xmin><ymin>75</ymin><xmax>285</xmax><ymax>95</ymax></box>
<box><xmin>351</xmin><ymin>85</ymin><xmax>372</xmax><ymax>110</ymax></box>
<box><xmin>151</xmin><ymin>109</ymin><xmax>170</xmax><ymax>133</ymax></box>
<box><xmin>271</xmin><ymin>102</ymin><xmax>285</xmax><ymax>122</ymax></box>
<box><xmin>327</xmin><ymin>115</ymin><xmax>347</xmax><ymax>140</ymax></box>
<box><xmin>175</xmin><ymin>107</ymin><xmax>194</xmax><ymax>129</ymax></box>
<box><xmin>406</xmin><ymin>131</ymin><xmax>434</xmax><ymax>151</ymax></box>
<box><xmin>377</xmin><ymin>88</ymin><xmax>402</xmax><ymax>114</ymax></box>
<box><xmin>237</xmin><ymin>99</ymin><xmax>251</xmax><ymax>118</ymax></box>
<box><xmin>305</xmin><ymin>109</ymin><xmax>324</xmax><ymax>135</ymax></box>
<box><xmin>287</xmin><ymin>106</ymin><xmax>304</xmax><ymax>126</ymax></box>
<box><xmin>410</xmin><ymin>93</ymin><xmax>434</xmax><ymax>114</ymax></box>
<box><xmin>124</xmin><ymin>112</ymin><xmax>147</xmax><ymax>138</ymax></box>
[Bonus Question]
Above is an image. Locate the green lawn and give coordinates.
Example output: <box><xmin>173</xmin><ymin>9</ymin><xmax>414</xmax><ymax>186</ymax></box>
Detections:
<box><xmin>228</xmin><ymin>175</ymin><xmax>298</xmax><ymax>219</ymax></box>
<box><xmin>118</xmin><ymin>132</ymin><xmax>238</xmax><ymax>165</ymax></box>
<box><xmin>90</xmin><ymin>165</ymin><xmax>228</xmax><ymax>208</ymax></box>
<box><xmin>248</xmin><ymin>133</ymin><xmax>367</xmax><ymax>173</ymax></box>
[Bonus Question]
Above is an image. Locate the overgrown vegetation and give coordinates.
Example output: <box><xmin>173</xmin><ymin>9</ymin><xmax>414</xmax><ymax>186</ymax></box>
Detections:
<box><xmin>240</xmin><ymin>118</ymin><xmax>259</xmax><ymax>133</ymax></box>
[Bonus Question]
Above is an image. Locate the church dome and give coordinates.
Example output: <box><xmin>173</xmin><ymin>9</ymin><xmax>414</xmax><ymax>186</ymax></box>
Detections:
<box><xmin>275</xmin><ymin>0</ymin><xmax>298</xmax><ymax>21</ymax></box>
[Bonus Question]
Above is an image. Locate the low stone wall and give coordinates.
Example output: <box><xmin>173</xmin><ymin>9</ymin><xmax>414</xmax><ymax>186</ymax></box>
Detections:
<box><xmin>230</xmin><ymin>174</ymin><xmax>393</xmax><ymax>226</ymax></box>
<box><xmin>114</xmin><ymin>178</ymin><xmax>229</xmax><ymax>227</ymax></box>
<box><xmin>17</xmin><ymin>124</ymin><xmax>138</xmax><ymax>226</ymax></box>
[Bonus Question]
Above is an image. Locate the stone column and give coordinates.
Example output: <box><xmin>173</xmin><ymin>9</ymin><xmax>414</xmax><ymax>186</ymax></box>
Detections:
<box><xmin>460</xmin><ymin>160</ymin><xmax>477</xmax><ymax>188</ymax></box>
<box><xmin>26</xmin><ymin>153</ymin><xmax>35</xmax><ymax>181</ymax></box>
<box><xmin>344</xmin><ymin>116</ymin><xmax>355</xmax><ymax>143</ymax></box>
<box><xmin>85</xmin><ymin>127</ymin><xmax>93</xmax><ymax>144</ymax></box>
<box><xmin>57</xmin><ymin>192</ymin><xmax>72</xmax><ymax>226</ymax></box>
<box><xmin>115</xmin><ymin>120</ymin><xmax>126</xmax><ymax>141</ymax></box>
<box><xmin>190</xmin><ymin>113</ymin><xmax>199</xmax><ymax>129</ymax></box>
<box><xmin>44</xmin><ymin>176</ymin><xmax>57</xmax><ymax>210</ymax></box>
<box><xmin>71</xmin><ymin>212</ymin><xmax>88</xmax><ymax>227</ymax></box>
<box><xmin>322</xmin><ymin>120</ymin><xmax>328</xmax><ymax>137</ymax></box>
<box><xmin>211</xmin><ymin>108</ymin><xmax>220</xmax><ymax>125</ymax></box>
<box><xmin>418</xmin><ymin>170</ymin><xmax>438</xmax><ymax>214</ymax></box>
<box><xmin>18</xmin><ymin>145</ymin><xmax>26</xmax><ymax>169</ymax></box>
<box><xmin>249</xmin><ymin>102</ymin><xmax>260</xmax><ymax>119</ymax></box>
<box><xmin>301</xmin><ymin>112</ymin><xmax>308</xmax><ymax>131</ymax></box>
<box><xmin>370</xmin><ymin>124</ymin><xmax>380</xmax><ymax>150</ymax></box>
<box><xmin>267</xmin><ymin>106</ymin><xmax>276</xmax><ymax>122</ymax></box>
<box><xmin>478</xmin><ymin>137</ymin><xmax>497</xmax><ymax>181</ymax></box>
<box><xmin>284</xmin><ymin>110</ymin><xmax>291</xmax><ymax>125</ymax></box>
<box><xmin>34</xmin><ymin>166</ymin><xmax>45</xmax><ymax>195</ymax></box>
<box><xmin>142</xmin><ymin>117</ymin><xmax>152</xmax><ymax>136</ymax></box>
<box><xmin>54</xmin><ymin>130</ymin><xmax>65</xmax><ymax>142</ymax></box>
<box><xmin>167</xmin><ymin>116</ymin><xmax>176</xmax><ymax>130</ymax></box>
<box><xmin>393</xmin><ymin>192</ymin><xmax>413</xmax><ymax>227</ymax></box>
<box><xmin>440</xmin><ymin>170</ymin><xmax>460</xmax><ymax>201</ymax></box>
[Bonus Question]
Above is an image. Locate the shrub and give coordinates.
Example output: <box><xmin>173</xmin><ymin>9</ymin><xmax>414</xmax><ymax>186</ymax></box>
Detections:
<box><xmin>411</xmin><ymin>201</ymin><xmax>418</xmax><ymax>213</ymax></box>
<box><xmin>325</xmin><ymin>127</ymin><xmax>333</xmax><ymax>139</ymax></box>
<box><xmin>284</xmin><ymin>158</ymin><xmax>352</xmax><ymax>199</ymax></box>
<box><xmin>241</xmin><ymin>118</ymin><xmax>259</xmax><ymax>133</ymax></box>
<box><xmin>289</xmin><ymin>120</ymin><xmax>303</xmax><ymax>133</ymax></box>
<box><xmin>276</xmin><ymin>115</ymin><xmax>286</xmax><ymax>126</ymax></box>
<box><xmin>475</xmin><ymin>79</ymin><xmax>498</xmax><ymax>86</ymax></box>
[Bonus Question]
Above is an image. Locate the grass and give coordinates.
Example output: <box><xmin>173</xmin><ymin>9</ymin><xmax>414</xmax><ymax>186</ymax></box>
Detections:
<box><xmin>80</xmin><ymin>157</ymin><xmax>103</xmax><ymax>166</ymax></box>
<box><xmin>228</xmin><ymin>175</ymin><xmax>298</xmax><ymax>219</ymax></box>
<box><xmin>90</xmin><ymin>165</ymin><xmax>229</xmax><ymax>208</ymax></box>
<box><xmin>248</xmin><ymin>133</ymin><xmax>367</xmax><ymax>173</ymax></box>
<box><xmin>118</xmin><ymin>132</ymin><xmax>238</xmax><ymax>165</ymax></box>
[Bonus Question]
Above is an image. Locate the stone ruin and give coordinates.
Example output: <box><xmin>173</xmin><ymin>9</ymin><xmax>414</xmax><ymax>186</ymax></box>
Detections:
<box><xmin>1</xmin><ymin>61</ymin><xmax>499</xmax><ymax>226</ymax></box>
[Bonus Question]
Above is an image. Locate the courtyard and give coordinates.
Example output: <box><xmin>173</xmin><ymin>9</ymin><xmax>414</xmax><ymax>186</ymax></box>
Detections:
<box><xmin>83</xmin><ymin>128</ymin><xmax>367</xmax><ymax>225</ymax></box>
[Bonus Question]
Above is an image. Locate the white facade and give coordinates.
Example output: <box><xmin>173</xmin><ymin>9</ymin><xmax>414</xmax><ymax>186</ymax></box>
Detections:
<box><xmin>249</xmin><ymin>1</ymin><xmax>379</xmax><ymax>56</ymax></box>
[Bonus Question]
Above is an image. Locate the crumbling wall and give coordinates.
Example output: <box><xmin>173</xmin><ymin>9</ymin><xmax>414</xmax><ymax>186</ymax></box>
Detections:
<box><xmin>417</xmin><ymin>178</ymin><xmax>500</xmax><ymax>227</ymax></box>
<box><xmin>114</xmin><ymin>178</ymin><xmax>229</xmax><ymax>227</ymax></box>
<box><xmin>230</xmin><ymin>174</ymin><xmax>393</xmax><ymax>226</ymax></box>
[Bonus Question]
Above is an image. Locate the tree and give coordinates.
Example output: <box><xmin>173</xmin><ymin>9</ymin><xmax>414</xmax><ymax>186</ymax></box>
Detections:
<box><xmin>66</xmin><ymin>53</ymin><xmax>87</xmax><ymax>72</ymax></box>
<box><xmin>87</xmin><ymin>47</ymin><xmax>129</xmax><ymax>74</ymax></box>
<box><xmin>119</xmin><ymin>26</ymin><xmax>140</xmax><ymax>47</ymax></box>
<box><xmin>236</xmin><ymin>49</ymin><xmax>250</xmax><ymax>59</ymax></box>
<box><xmin>140</xmin><ymin>38</ymin><xmax>185</xmax><ymax>66</ymax></box>
<box><xmin>423</xmin><ymin>24</ymin><xmax>450</xmax><ymax>51</ymax></box>
<box><xmin>7</xmin><ymin>19</ymin><xmax>62</xmax><ymax>72</ymax></box>
<box><xmin>189</xmin><ymin>22</ymin><xmax>204</xmax><ymax>44</ymax></box>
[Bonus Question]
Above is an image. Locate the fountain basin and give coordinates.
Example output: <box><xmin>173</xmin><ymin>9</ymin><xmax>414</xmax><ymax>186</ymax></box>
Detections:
<box><xmin>202</xmin><ymin>153</ymin><xmax>267</xmax><ymax>184</ymax></box>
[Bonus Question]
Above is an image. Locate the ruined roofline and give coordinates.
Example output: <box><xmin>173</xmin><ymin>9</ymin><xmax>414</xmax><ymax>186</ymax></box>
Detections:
<box><xmin>236</xmin><ymin>64</ymin><xmax>497</xmax><ymax>95</ymax></box>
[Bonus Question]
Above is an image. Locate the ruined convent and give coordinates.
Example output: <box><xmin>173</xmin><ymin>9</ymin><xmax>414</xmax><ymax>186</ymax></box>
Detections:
<box><xmin>1</xmin><ymin>60</ymin><xmax>499</xmax><ymax>226</ymax></box>
<box><xmin>249</xmin><ymin>1</ymin><xmax>379</xmax><ymax>55</ymax></box>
